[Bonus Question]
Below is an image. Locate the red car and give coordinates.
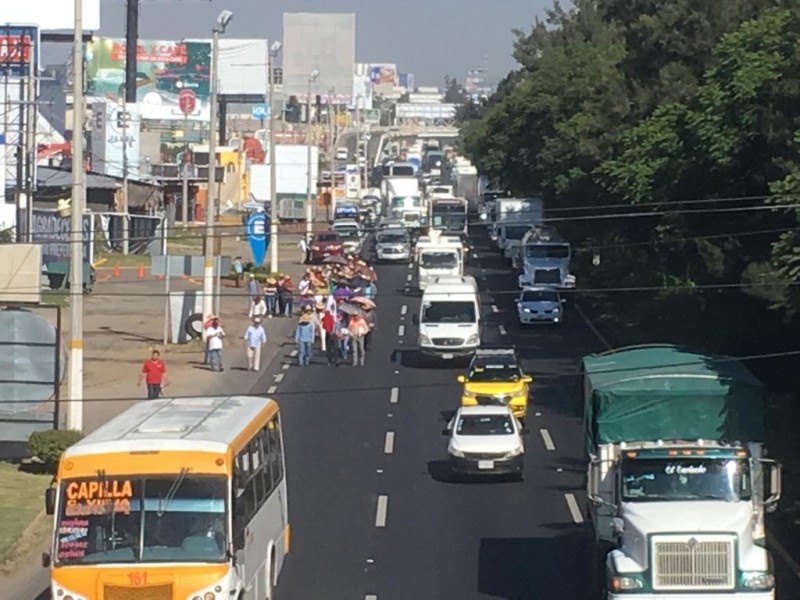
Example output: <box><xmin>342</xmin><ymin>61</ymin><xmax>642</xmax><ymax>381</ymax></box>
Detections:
<box><xmin>307</xmin><ymin>231</ymin><xmax>344</xmax><ymax>263</ymax></box>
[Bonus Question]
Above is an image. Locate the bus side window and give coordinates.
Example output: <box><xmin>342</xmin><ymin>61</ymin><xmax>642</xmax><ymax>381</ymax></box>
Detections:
<box><xmin>249</xmin><ymin>437</ymin><xmax>266</xmax><ymax>503</ymax></box>
<box><xmin>266</xmin><ymin>416</ymin><xmax>284</xmax><ymax>488</ymax></box>
<box><xmin>258</xmin><ymin>427</ymin><xmax>274</xmax><ymax>497</ymax></box>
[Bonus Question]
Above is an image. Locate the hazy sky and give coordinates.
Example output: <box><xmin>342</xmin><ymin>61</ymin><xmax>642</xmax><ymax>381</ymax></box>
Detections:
<box><xmin>92</xmin><ymin>0</ymin><xmax>552</xmax><ymax>86</ymax></box>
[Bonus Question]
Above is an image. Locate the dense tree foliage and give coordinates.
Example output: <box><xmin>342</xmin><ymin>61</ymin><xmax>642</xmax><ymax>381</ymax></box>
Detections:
<box><xmin>460</xmin><ymin>1</ymin><xmax>800</xmax><ymax>345</ymax></box>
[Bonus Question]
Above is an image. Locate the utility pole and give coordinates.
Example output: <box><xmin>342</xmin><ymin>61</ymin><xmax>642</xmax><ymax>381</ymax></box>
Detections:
<box><xmin>181</xmin><ymin>115</ymin><xmax>189</xmax><ymax>229</ymax></box>
<box><xmin>327</xmin><ymin>88</ymin><xmax>335</xmax><ymax>223</ymax></box>
<box><xmin>120</xmin><ymin>106</ymin><xmax>130</xmax><ymax>254</ymax></box>
<box><xmin>15</xmin><ymin>76</ymin><xmax>25</xmax><ymax>242</ymax></box>
<box><xmin>355</xmin><ymin>96</ymin><xmax>362</xmax><ymax>189</ymax></box>
<box><xmin>305</xmin><ymin>70</ymin><xmax>319</xmax><ymax>240</ymax></box>
<box><xmin>203</xmin><ymin>11</ymin><xmax>232</xmax><ymax>320</ymax></box>
<box><xmin>125</xmin><ymin>0</ymin><xmax>139</xmax><ymax>103</ymax></box>
<box><xmin>68</xmin><ymin>0</ymin><xmax>86</xmax><ymax>431</ymax></box>
<box><xmin>25</xmin><ymin>61</ymin><xmax>36</xmax><ymax>243</ymax></box>
<box><xmin>268</xmin><ymin>42</ymin><xmax>281</xmax><ymax>274</ymax></box>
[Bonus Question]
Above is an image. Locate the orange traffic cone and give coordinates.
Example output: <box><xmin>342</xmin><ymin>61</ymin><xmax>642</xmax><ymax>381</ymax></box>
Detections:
<box><xmin>113</xmin><ymin>263</ymin><xmax>121</xmax><ymax>277</ymax></box>
<box><xmin>137</xmin><ymin>263</ymin><xmax>145</xmax><ymax>279</ymax></box>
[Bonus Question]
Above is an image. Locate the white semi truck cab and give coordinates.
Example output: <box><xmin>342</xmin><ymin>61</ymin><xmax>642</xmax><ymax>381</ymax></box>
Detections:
<box><xmin>583</xmin><ymin>346</ymin><xmax>781</xmax><ymax>600</ymax></box>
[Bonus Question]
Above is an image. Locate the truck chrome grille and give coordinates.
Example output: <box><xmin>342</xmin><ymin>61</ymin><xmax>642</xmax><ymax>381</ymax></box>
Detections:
<box><xmin>432</xmin><ymin>338</ymin><xmax>463</xmax><ymax>346</ymax></box>
<box><xmin>653</xmin><ymin>536</ymin><xmax>734</xmax><ymax>590</ymax></box>
<box><xmin>104</xmin><ymin>584</ymin><xmax>173</xmax><ymax>600</ymax></box>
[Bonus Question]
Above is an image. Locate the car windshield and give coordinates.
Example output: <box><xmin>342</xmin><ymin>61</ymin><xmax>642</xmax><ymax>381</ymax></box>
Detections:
<box><xmin>55</xmin><ymin>475</ymin><xmax>227</xmax><ymax>565</ymax></box>
<box><xmin>621</xmin><ymin>458</ymin><xmax>752</xmax><ymax>503</ymax></box>
<box><xmin>505</xmin><ymin>226</ymin><xmax>531</xmax><ymax>240</ymax></box>
<box><xmin>521</xmin><ymin>290</ymin><xmax>560</xmax><ymax>303</ymax></box>
<box><xmin>315</xmin><ymin>234</ymin><xmax>339</xmax><ymax>243</ymax></box>
<box><xmin>392</xmin><ymin>166</ymin><xmax>415</xmax><ymax>176</ymax></box>
<box><xmin>468</xmin><ymin>361</ymin><xmax>523</xmax><ymax>382</ymax></box>
<box><xmin>378</xmin><ymin>233</ymin><xmax>408</xmax><ymax>244</ymax></box>
<box><xmin>456</xmin><ymin>415</ymin><xmax>515</xmax><ymax>436</ymax></box>
<box><xmin>421</xmin><ymin>301</ymin><xmax>476</xmax><ymax>323</ymax></box>
<box><xmin>420</xmin><ymin>252</ymin><xmax>458</xmax><ymax>269</ymax></box>
<box><xmin>525</xmin><ymin>244</ymin><xmax>570</xmax><ymax>259</ymax></box>
<box><xmin>334</xmin><ymin>228</ymin><xmax>359</xmax><ymax>239</ymax></box>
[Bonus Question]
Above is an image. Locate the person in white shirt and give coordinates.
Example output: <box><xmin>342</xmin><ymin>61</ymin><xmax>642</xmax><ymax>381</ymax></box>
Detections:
<box><xmin>249</xmin><ymin>295</ymin><xmax>267</xmax><ymax>320</ymax></box>
<box><xmin>298</xmin><ymin>237</ymin><xmax>308</xmax><ymax>263</ymax></box>
<box><xmin>206</xmin><ymin>318</ymin><xmax>225</xmax><ymax>372</ymax></box>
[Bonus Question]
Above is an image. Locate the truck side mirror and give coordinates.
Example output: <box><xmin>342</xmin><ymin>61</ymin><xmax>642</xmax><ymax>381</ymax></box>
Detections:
<box><xmin>521</xmin><ymin>375</ymin><xmax>533</xmax><ymax>384</ymax></box>
<box><xmin>561</xmin><ymin>298</ymin><xmax>567</xmax><ymax>304</ymax></box>
<box><xmin>45</xmin><ymin>487</ymin><xmax>56</xmax><ymax>515</ymax></box>
<box><xmin>456</xmin><ymin>375</ymin><xmax>466</xmax><ymax>384</ymax></box>
<box><xmin>587</xmin><ymin>458</ymin><xmax>618</xmax><ymax>510</ymax></box>
<box><xmin>41</xmin><ymin>552</ymin><xmax>51</xmax><ymax>568</ymax></box>
<box><xmin>441</xmin><ymin>428</ymin><xmax>450</xmax><ymax>436</ymax></box>
<box><xmin>760</xmin><ymin>459</ymin><xmax>782</xmax><ymax>508</ymax></box>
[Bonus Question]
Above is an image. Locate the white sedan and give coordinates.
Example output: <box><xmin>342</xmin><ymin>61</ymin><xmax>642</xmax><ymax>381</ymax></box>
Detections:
<box><xmin>443</xmin><ymin>406</ymin><xmax>526</xmax><ymax>480</ymax></box>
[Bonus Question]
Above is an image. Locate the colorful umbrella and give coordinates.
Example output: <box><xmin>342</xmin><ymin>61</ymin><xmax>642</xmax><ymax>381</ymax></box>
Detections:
<box><xmin>323</xmin><ymin>255</ymin><xmax>347</xmax><ymax>265</ymax></box>
<box><xmin>350</xmin><ymin>296</ymin><xmax>376</xmax><ymax>309</ymax></box>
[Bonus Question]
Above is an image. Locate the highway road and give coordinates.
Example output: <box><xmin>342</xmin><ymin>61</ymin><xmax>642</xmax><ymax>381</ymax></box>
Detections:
<box><xmin>270</xmin><ymin>225</ymin><xmax>800</xmax><ymax>599</ymax></box>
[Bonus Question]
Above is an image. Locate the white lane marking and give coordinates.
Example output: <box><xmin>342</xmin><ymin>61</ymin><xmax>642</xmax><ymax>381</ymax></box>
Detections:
<box><xmin>407</xmin><ymin>273</ymin><xmax>412</xmax><ymax>282</ymax></box>
<box><xmin>535</xmin><ymin>411</ymin><xmax>542</xmax><ymax>417</ymax></box>
<box><xmin>565</xmin><ymin>493</ymin><xmax>584</xmax><ymax>524</ymax></box>
<box><xmin>390</xmin><ymin>387</ymin><xmax>399</xmax><ymax>403</ymax></box>
<box><xmin>768</xmin><ymin>532</ymin><xmax>800</xmax><ymax>580</ymax></box>
<box><xmin>282</xmin><ymin>363</ymin><xmax>290</xmax><ymax>370</ymax></box>
<box><xmin>366</xmin><ymin>595</ymin><xmax>378</xmax><ymax>600</ymax></box>
<box><xmin>498</xmin><ymin>325</ymin><xmax>507</xmax><ymax>335</ymax></box>
<box><xmin>575</xmin><ymin>303</ymin><xmax>612</xmax><ymax>350</ymax></box>
<box><xmin>384</xmin><ymin>431</ymin><xmax>395</xmax><ymax>454</ymax></box>
<box><xmin>539</xmin><ymin>429</ymin><xmax>556</xmax><ymax>451</ymax></box>
<box><xmin>290</xmin><ymin>349</ymin><xmax>298</xmax><ymax>357</ymax></box>
<box><xmin>492</xmin><ymin>304</ymin><xmax>499</xmax><ymax>313</ymax></box>
<box><xmin>274</xmin><ymin>373</ymin><xmax>284</xmax><ymax>383</ymax></box>
<box><xmin>407</xmin><ymin>262</ymin><xmax>413</xmax><ymax>269</ymax></box>
<box><xmin>400</xmin><ymin>304</ymin><xmax>408</xmax><ymax>315</ymax></box>
<box><xmin>375</xmin><ymin>495</ymin><xmax>389</xmax><ymax>527</ymax></box>
<box><xmin>398</xmin><ymin>325</ymin><xmax>405</xmax><ymax>336</ymax></box>
<box><xmin>267</xmin><ymin>385</ymin><xmax>277</xmax><ymax>394</ymax></box>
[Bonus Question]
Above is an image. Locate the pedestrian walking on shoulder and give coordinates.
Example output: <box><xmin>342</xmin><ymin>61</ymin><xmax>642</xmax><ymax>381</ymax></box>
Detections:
<box><xmin>294</xmin><ymin>313</ymin><xmax>316</xmax><ymax>366</ymax></box>
<box><xmin>233</xmin><ymin>256</ymin><xmax>244</xmax><ymax>288</ymax></box>
<box><xmin>207</xmin><ymin>318</ymin><xmax>225</xmax><ymax>371</ymax></box>
<box><xmin>246</xmin><ymin>273</ymin><xmax>259</xmax><ymax>307</ymax></box>
<box><xmin>299</xmin><ymin>236</ymin><xmax>308</xmax><ymax>263</ymax></box>
<box><xmin>264</xmin><ymin>277</ymin><xmax>278</xmax><ymax>317</ymax></box>
<box><xmin>202</xmin><ymin>313</ymin><xmax>218</xmax><ymax>365</ymax></box>
<box><xmin>278</xmin><ymin>275</ymin><xmax>294</xmax><ymax>317</ymax></box>
<box><xmin>244</xmin><ymin>317</ymin><xmax>268</xmax><ymax>371</ymax></box>
<box><xmin>349</xmin><ymin>314</ymin><xmax>369</xmax><ymax>367</ymax></box>
<box><xmin>322</xmin><ymin>308</ymin><xmax>338</xmax><ymax>365</ymax></box>
<box><xmin>138</xmin><ymin>349</ymin><xmax>168</xmax><ymax>399</ymax></box>
<box><xmin>249</xmin><ymin>295</ymin><xmax>267</xmax><ymax>320</ymax></box>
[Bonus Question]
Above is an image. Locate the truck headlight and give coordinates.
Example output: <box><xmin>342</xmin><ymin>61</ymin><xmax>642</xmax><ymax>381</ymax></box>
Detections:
<box><xmin>552</xmin><ymin>307</ymin><xmax>560</xmax><ymax>314</ymax></box>
<box><xmin>505</xmin><ymin>445</ymin><xmax>523</xmax><ymax>458</ymax></box>
<box><xmin>462</xmin><ymin>389</ymin><xmax>478</xmax><ymax>399</ymax></box>
<box><xmin>609</xmin><ymin>574</ymin><xmax>645</xmax><ymax>591</ymax></box>
<box><xmin>742</xmin><ymin>572</ymin><xmax>775</xmax><ymax>591</ymax></box>
<box><xmin>419</xmin><ymin>334</ymin><xmax>431</xmax><ymax>345</ymax></box>
<box><xmin>465</xmin><ymin>334</ymin><xmax>479</xmax><ymax>345</ymax></box>
<box><xmin>448</xmin><ymin>444</ymin><xmax>465</xmax><ymax>458</ymax></box>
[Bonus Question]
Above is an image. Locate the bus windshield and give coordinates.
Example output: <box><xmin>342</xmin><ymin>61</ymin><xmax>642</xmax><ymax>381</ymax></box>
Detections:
<box><xmin>55</xmin><ymin>475</ymin><xmax>227</xmax><ymax>565</ymax></box>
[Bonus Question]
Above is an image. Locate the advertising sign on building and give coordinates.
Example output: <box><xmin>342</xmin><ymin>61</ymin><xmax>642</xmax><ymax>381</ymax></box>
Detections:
<box><xmin>31</xmin><ymin>209</ymin><xmax>94</xmax><ymax>265</ymax></box>
<box><xmin>86</xmin><ymin>38</ymin><xmax>211</xmax><ymax>122</ymax></box>
<box><xmin>0</xmin><ymin>25</ymin><xmax>39</xmax><ymax>77</ymax></box>
<box><xmin>90</xmin><ymin>100</ymin><xmax>141</xmax><ymax>179</ymax></box>
<box><xmin>369</xmin><ymin>64</ymin><xmax>398</xmax><ymax>86</ymax></box>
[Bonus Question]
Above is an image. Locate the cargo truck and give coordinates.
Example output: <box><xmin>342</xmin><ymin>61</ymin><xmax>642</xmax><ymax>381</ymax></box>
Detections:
<box><xmin>494</xmin><ymin>197</ymin><xmax>544</xmax><ymax>259</ymax></box>
<box><xmin>583</xmin><ymin>345</ymin><xmax>781</xmax><ymax>600</ymax></box>
<box><xmin>512</xmin><ymin>225</ymin><xmax>575</xmax><ymax>288</ymax></box>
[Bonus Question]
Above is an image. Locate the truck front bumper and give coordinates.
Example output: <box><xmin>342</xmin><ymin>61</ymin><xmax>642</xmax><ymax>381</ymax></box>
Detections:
<box><xmin>420</xmin><ymin>346</ymin><xmax>477</xmax><ymax>360</ymax></box>
<box><xmin>449</xmin><ymin>454</ymin><xmax>523</xmax><ymax>475</ymax></box>
<box><xmin>609</xmin><ymin>593</ymin><xmax>773</xmax><ymax>600</ymax></box>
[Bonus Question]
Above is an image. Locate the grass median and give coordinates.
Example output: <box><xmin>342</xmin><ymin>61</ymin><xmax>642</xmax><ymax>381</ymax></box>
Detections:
<box><xmin>0</xmin><ymin>462</ymin><xmax>52</xmax><ymax>571</ymax></box>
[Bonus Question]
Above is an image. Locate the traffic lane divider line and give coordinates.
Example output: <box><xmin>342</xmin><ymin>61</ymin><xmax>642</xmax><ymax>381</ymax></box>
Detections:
<box><xmin>539</xmin><ymin>428</ymin><xmax>556</xmax><ymax>451</ymax></box>
<box><xmin>375</xmin><ymin>495</ymin><xmax>389</xmax><ymax>527</ymax></box>
<box><xmin>390</xmin><ymin>387</ymin><xmax>399</xmax><ymax>403</ymax></box>
<box><xmin>767</xmin><ymin>531</ymin><xmax>800</xmax><ymax>580</ymax></box>
<box><xmin>565</xmin><ymin>493</ymin><xmax>584</xmax><ymax>524</ymax></box>
<box><xmin>492</xmin><ymin>304</ymin><xmax>499</xmax><ymax>313</ymax></box>
<box><xmin>267</xmin><ymin>385</ymin><xmax>277</xmax><ymax>394</ymax></box>
<box><xmin>398</xmin><ymin>325</ymin><xmax>405</xmax><ymax>336</ymax></box>
<box><xmin>384</xmin><ymin>431</ymin><xmax>395</xmax><ymax>454</ymax></box>
<box><xmin>498</xmin><ymin>325</ymin><xmax>507</xmax><ymax>335</ymax></box>
<box><xmin>275</xmin><ymin>373</ymin><xmax>285</xmax><ymax>382</ymax></box>
<box><xmin>282</xmin><ymin>363</ymin><xmax>290</xmax><ymax>370</ymax></box>
<box><xmin>401</xmin><ymin>304</ymin><xmax>408</xmax><ymax>315</ymax></box>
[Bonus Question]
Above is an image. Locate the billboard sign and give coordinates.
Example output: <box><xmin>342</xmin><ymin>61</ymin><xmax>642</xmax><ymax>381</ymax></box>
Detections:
<box><xmin>86</xmin><ymin>38</ymin><xmax>211</xmax><ymax>122</ymax></box>
<box><xmin>31</xmin><ymin>209</ymin><xmax>94</xmax><ymax>265</ymax></box>
<box><xmin>0</xmin><ymin>25</ymin><xmax>39</xmax><ymax>77</ymax></box>
<box><xmin>369</xmin><ymin>64</ymin><xmax>397</xmax><ymax>86</ymax></box>
<box><xmin>90</xmin><ymin>100</ymin><xmax>141</xmax><ymax>179</ymax></box>
<box><xmin>1</xmin><ymin>1</ymin><xmax>100</xmax><ymax>32</ymax></box>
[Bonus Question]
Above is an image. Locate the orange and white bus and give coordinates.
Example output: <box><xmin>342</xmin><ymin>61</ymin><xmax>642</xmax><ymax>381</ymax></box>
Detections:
<box><xmin>44</xmin><ymin>396</ymin><xmax>289</xmax><ymax>600</ymax></box>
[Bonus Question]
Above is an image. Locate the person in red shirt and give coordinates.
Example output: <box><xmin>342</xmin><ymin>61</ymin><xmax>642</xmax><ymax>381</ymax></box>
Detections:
<box><xmin>138</xmin><ymin>349</ymin><xmax>168</xmax><ymax>399</ymax></box>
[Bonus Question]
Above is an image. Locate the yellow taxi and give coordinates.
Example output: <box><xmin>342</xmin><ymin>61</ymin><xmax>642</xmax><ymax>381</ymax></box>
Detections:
<box><xmin>457</xmin><ymin>348</ymin><xmax>532</xmax><ymax>419</ymax></box>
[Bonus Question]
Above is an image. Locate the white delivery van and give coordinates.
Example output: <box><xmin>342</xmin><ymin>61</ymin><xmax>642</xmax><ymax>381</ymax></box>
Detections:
<box><xmin>415</xmin><ymin>235</ymin><xmax>464</xmax><ymax>290</ymax></box>
<box><xmin>415</xmin><ymin>276</ymin><xmax>481</xmax><ymax>362</ymax></box>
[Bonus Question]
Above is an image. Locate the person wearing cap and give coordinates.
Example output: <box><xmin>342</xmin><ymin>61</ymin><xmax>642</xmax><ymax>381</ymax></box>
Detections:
<box><xmin>243</xmin><ymin>317</ymin><xmax>268</xmax><ymax>371</ymax></box>
<box><xmin>278</xmin><ymin>274</ymin><xmax>294</xmax><ymax>317</ymax></box>
<box><xmin>294</xmin><ymin>312</ymin><xmax>316</xmax><ymax>366</ymax></box>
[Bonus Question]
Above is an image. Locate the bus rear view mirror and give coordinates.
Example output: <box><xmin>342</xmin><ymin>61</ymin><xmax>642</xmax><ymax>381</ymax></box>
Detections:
<box><xmin>45</xmin><ymin>487</ymin><xmax>56</xmax><ymax>515</ymax></box>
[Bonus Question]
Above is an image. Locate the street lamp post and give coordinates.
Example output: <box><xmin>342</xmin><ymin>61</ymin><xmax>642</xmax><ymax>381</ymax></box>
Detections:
<box><xmin>268</xmin><ymin>41</ymin><xmax>281</xmax><ymax>274</ymax></box>
<box><xmin>203</xmin><ymin>10</ymin><xmax>232</xmax><ymax>321</ymax></box>
<box><xmin>67</xmin><ymin>0</ymin><xmax>86</xmax><ymax>431</ymax></box>
<box><xmin>305</xmin><ymin>69</ymin><xmax>319</xmax><ymax>240</ymax></box>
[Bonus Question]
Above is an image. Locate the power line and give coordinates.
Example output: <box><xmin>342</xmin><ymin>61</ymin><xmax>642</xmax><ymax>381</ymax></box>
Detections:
<box><xmin>13</xmin><ymin>348</ymin><xmax>800</xmax><ymax>405</ymax></box>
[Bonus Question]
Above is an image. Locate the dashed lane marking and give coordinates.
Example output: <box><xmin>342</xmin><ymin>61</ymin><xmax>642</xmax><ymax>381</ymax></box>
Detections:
<box><xmin>407</xmin><ymin>273</ymin><xmax>413</xmax><ymax>282</ymax></box>
<box><xmin>390</xmin><ymin>387</ymin><xmax>399</xmax><ymax>403</ymax></box>
<box><xmin>375</xmin><ymin>495</ymin><xmax>389</xmax><ymax>527</ymax></box>
<box><xmin>400</xmin><ymin>305</ymin><xmax>408</xmax><ymax>315</ymax></box>
<box><xmin>384</xmin><ymin>431</ymin><xmax>395</xmax><ymax>454</ymax></box>
<box><xmin>398</xmin><ymin>325</ymin><xmax>405</xmax><ymax>336</ymax></box>
<box><xmin>539</xmin><ymin>428</ymin><xmax>556</xmax><ymax>451</ymax></box>
<box><xmin>274</xmin><ymin>373</ymin><xmax>284</xmax><ymax>383</ymax></box>
<box><xmin>492</xmin><ymin>304</ymin><xmax>499</xmax><ymax>313</ymax></box>
<box><xmin>290</xmin><ymin>349</ymin><xmax>298</xmax><ymax>357</ymax></box>
<box><xmin>498</xmin><ymin>325</ymin><xmax>507</xmax><ymax>335</ymax></box>
<box><xmin>565</xmin><ymin>493</ymin><xmax>584</xmax><ymax>524</ymax></box>
<box><xmin>267</xmin><ymin>385</ymin><xmax>277</xmax><ymax>394</ymax></box>
<box><xmin>282</xmin><ymin>363</ymin><xmax>290</xmax><ymax>370</ymax></box>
